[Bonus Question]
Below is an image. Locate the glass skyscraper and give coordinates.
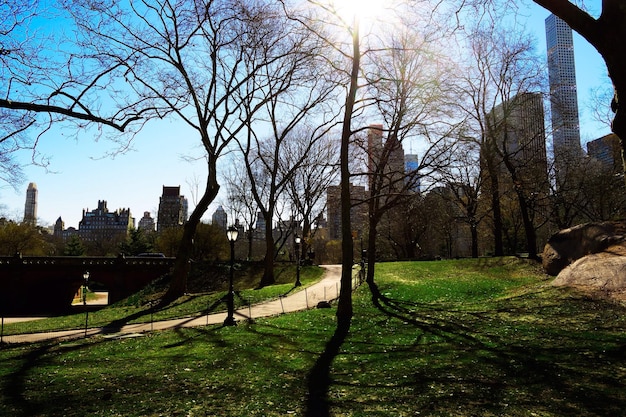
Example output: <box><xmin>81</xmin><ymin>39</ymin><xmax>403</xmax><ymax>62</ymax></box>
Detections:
<box><xmin>545</xmin><ymin>13</ymin><xmax>581</xmax><ymax>162</ymax></box>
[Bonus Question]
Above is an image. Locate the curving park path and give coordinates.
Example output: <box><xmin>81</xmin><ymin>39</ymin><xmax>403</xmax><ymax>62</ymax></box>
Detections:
<box><xmin>3</xmin><ymin>265</ymin><xmax>344</xmax><ymax>344</ymax></box>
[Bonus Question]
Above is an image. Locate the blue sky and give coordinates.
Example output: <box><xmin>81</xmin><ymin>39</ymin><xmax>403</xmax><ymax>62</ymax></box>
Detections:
<box><xmin>0</xmin><ymin>2</ymin><xmax>612</xmax><ymax>229</ymax></box>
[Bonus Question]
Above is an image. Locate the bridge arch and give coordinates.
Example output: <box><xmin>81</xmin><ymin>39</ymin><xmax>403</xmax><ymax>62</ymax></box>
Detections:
<box><xmin>0</xmin><ymin>256</ymin><xmax>174</xmax><ymax>314</ymax></box>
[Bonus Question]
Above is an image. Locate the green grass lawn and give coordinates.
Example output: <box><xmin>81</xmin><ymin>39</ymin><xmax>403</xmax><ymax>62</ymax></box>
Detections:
<box><xmin>1</xmin><ymin>258</ymin><xmax>625</xmax><ymax>416</ymax></box>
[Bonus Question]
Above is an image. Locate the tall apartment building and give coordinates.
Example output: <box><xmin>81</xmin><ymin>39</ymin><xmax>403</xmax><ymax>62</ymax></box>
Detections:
<box><xmin>587</xmin><ymin>133</ymin><xmax>623</xmax><ymax>173</ymax></box>
<box><xmin>367</xmin><ymin>124</ymin><xmax>405</xmax><ymax>192</ymax></box>
<box><xmin>326</xmin><ymin>183</ymin><xmax>368</xmax><ymax>240</ymax></box>
<box><xmin>22</xmin><ymin>182</ymin><xmax>37</xmax><ymax>226</ymax></box>
<box><xmin>211</xmin><ymin>205</ymin><xmax>228</xmax><ymax>230</ymax></box>
<box><xmin>53</xmin><ymin>217</ymin><xmax>66</xmax><ymax>238</ymax></box>
<box><xmin>78</xmin><ymin>200</ymin><xmax>134</xmax><ymax>241</ymax></box>
<box><xmin>137</xmin><ymin>211</ymin><xmax>156</xmax><ymax>232</ymax></box>
<box><xmin>545</xmin><ymin>13</ymin><xmax>581</xmax><ymax>164</ymax></box>
<box><xmin>157</xmin><ymin>186</ymin><xmax>188</xmax><ymax>232</ymax></box>
<box><xmin>485</xmin><ymin>92</ymin><xmax>548</xmax><ymax>186</ymax></box>
<box><xmin>255</xmin><ymin>211</ymin><xmax>266</xmax><ymax>238</ymax></box>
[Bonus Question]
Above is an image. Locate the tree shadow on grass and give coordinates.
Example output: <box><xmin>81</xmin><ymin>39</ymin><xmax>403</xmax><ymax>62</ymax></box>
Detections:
<box><xmin>1</xmin><ymin>338</ymin><xmax>114</xmax><ymax>417</ymax></box>
<box><xmin>101</xmin><ymin>291</ymin><xmax>235</xmax><ymax>334</ymax></box>
<box><xmin>304</xmin><ymin>320</ymin><xmax>350</xmax><ymax>417</ymax></box>
<box><xmin>359</xmin><ymin>280</ymin><xmax>626</xmax><ymax>416</ymax></box>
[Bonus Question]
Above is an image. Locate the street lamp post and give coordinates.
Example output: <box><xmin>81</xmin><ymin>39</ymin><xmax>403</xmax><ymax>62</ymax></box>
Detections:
<box><xmin>83</xmin><ymin>271</ymin><xmax>90</xmax><ymax>337</ymax></box>
<box><xmin>294</xmin><ymin>235</ymin><xmax>302</xmax><ymax>287</ymax></box>
<box><xmin>224</xmin><ymin>226</ymin><xmax>239</xmax><ymax>326</ymax></box>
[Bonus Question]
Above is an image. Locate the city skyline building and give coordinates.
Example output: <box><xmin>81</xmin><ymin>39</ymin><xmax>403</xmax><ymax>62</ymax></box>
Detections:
<box><xmin>78</xmin><ymin>200</ymin><xmax>134</xmax><ymax>241</ymax></box>
<box><xmin>366</xmin><ymin>124</ymin><xmax>405</xmax><ymax>192</ymax></box>
<box><xmin>485</xmin><ymin>92</ymin><xmax>549</xmax><ymax>188</ymax></box>
<box><xmin>211</xmin><ymin>205</ymin><xmax>228</xmax><ymax>230</ymax></box>
<box><xmin>255</xmin><ymin>211</ymin><xmax>266</xmax><ymax>239</ymax></box>
<box><xmin>404</xmin><ymin>154</ymin><xmax>420</xmax><ymax>193</ymax></box>
<box><xmin>157</xmin><ymin>186</ymin><xmax>188</xmax><ymax>232</ymax></box>
<box><xmin>367</xmin><ymin>124</ymin><xmax>384</xmax><ymax>192</ymax></box>
<box><xmin>545</xmin><ymin>13</ymin><xmax>582</xmax><ymax>164</ymax></box>
<box><xmin>22</xmin><ymin>182</ymin><xmax>37</xmax><ymax>226</ymax></box>
<box><xmin>137</xmin><ymin>211</ymin><xmax>156</xmax><ymax>232</ymax></box>
<box><xmin>587</xmin><ymin>133</ymin><xmax>623</xmax><ymax>174</ymax></box>
<box><xmin>326</xmin><ymin>183</ymin><xmax>368</xmax><ymax>240</ymax></box>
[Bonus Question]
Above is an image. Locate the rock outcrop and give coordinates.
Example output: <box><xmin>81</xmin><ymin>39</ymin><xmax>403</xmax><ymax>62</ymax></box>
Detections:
<box><xmin>542</xmin><ymin>221</ymin><xmax>626</xmax><ymax>276</ymax></box>
<box><xmin>552</xmin><ymin>248</ymin><xmax>626</xmax><ymax>300</ymax></box>
<box><xmin>544</xmin><ymin>221</ymin><xmax>626</xmax><ymax>302</ymax></box>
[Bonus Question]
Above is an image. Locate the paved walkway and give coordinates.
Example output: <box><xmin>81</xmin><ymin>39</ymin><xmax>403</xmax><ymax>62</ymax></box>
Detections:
<box><xmin>3</xmin><ymin>265</ymin><xmax>344</xmax><ymax>344</ymax></box>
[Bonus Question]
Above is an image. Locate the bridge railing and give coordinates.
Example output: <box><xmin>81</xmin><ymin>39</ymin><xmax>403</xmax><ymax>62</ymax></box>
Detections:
<box><xmin>0</xmin><ymin>255</ymin><xmax>176</xmax><ymax>267</ymax></box>
<box><xmin>0</xmin><ymin>255</ymin><xmax>175</xmax><ymax>315</ymax></box>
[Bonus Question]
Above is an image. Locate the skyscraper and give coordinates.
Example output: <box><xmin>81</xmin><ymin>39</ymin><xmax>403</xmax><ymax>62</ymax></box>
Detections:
<box><xmin>545</xmin><ymin>13</ymin><xmax>581</xmax><ymax>163</ymax></box>
<box><xmin>157</xmin><ymin>186</ymin><xmax>188</xmax><ymax>232</ymax></box>
<box><xmin>138</xmin><ymin>211</ymin><xmax>156</xmax><ymax>232</ymax></box>
<box><xmin>485</xmin><ymin>92</ymin><xmax>548</xmax><ymax>187</ymax></box>
<box><xmin>404</xmin><ymin>154</ymin><xmax>420</xmax><ymax>193</ymax></box>
<box><xmin>23</xmin><ymin>182</ymin><xmax>37</xmax><ymax>226</ymax></box>
<box><xmin>326</xmin><ymin>183</ymin><xmax>367</xmax><ymax>240</ymax></box>
<box><xmin>366</xmin><ymin>124</ymin><xmax>405</xmax><ymax>192</ymax></box>
<box><xmin>587</xmin><ymin>133</ymin><xmax>623</xmax><ymax>174</ymax></box>
<box><xmin>211</xmin><ymin>205</ymin><xmax>228</xmax><ymax>230</ymax></box>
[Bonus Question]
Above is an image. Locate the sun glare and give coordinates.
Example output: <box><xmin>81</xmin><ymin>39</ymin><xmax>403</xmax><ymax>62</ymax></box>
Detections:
<box><xmin>332</xmin><ymin>0</ymin><xmax>390</xmax><ymax>24</ymax></box>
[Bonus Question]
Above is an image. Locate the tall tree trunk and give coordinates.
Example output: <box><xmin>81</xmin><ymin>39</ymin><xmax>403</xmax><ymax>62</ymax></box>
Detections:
<box><xmin>247</xmin><ymin>230</ymin><xmax>253</xmax><ymax>261</ymax></box>
<box><xmin>470</xmin><ymin>221</ymin><xmax>479</xmax><ymax>258</ymax></box>
<box><xmin>516</xmin><ymin>192</ymin><xmax>538</xmax><ymax>259</ymax></box>
<box><xmin>302</xmin><ymin>217</ymin><xmax>311</xmax><ymax>262</ymax></box>
<box><xmin>163</xmin><ymin>169</ymin><xmax>219</xmax><ymax>304</ymax></box>
<box><xmin>336</xmin><ymin>16</ymin><xmax>360</xmax><ymax>330</ymax></box>
<box><xmin>259</xmin><ymin>210</ymin><xmax>275</xmax><ymax>287</ymax></box>
<box><xmin>365</xmin><ymin>218</ymin><xmax>378</xmax><ymax>287</ymax></box>
<box><xmin>487</xmin><ymin>164</ymin><xmax>504</xmax><ymax>256</ymax></box>
<box><xmin>609</xmin><ymin>71</ymin><xmax>626</xmax><ymax>181</ymax></box>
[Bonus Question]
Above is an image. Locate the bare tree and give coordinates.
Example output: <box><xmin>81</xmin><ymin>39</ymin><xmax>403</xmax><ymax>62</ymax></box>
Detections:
<box><xmin>222</xmin><ymin>162</ymin><xmax>258</xmax><ymax>260</ymax></box>
<box><xmin>357</xmin><ymin>27</ymin><xmax>459</xmax><ymax>288</ymax></box>
<box><xmin>0</xmin><ymin>1</ymin><xmax>136</xmax><ymax>136</ymax></box>
<box><xmin>550</xmin><ymin>152</ymin><xmax>626</xmax><ymax>227</ymax></box>
<box><xmin>296</xmin><ymin>0</ymin><xmax>454</xmax><ymax>331</ymax></box>
<box><xmin>58</xmin><ymin>0</ymin><xmax>308</xmax><ymax>301</ymax></box>
<box><xmin>285</xmin><ymin>132</ymin><xmax>339</xmax><ymax>263</ymax></box>
<box><xmin>240</xmin><ymin>124</ymin><xmax>335</xmax><ymax>287</ymax></box>
<box><xmin>232</xmin><ymin>8</ymin><xmax>338</xmax><ymax>287</ymax></box>
<box><xmin>2</xmin><ymin>1</ymin><xmax>326</xmax><ymax>299</ymax></box>
<box><xmin>0</xmin><ymin>2</ymin><xmax>56</xmax><ymax>187</ymax></box>
<box><xmin>456</xmin><ymin>19</ymin><xmax>548</xmax><ymax>258</ymax></box>
<box><xmin>438</xmin><ymin>138</ymin><xmax>485</xmax><ymax>258</ymax></box>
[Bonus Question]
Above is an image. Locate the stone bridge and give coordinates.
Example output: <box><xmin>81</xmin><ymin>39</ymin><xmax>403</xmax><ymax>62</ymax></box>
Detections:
<box><xmin>0</xmin><ymin>255</ymin><xmax>175</xmax><ymax>314</ymax></box>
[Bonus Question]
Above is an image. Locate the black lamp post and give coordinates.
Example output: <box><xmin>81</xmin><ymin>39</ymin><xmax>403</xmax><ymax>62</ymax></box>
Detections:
<box><xmin>294</xmin><ymin>235</ymin><xmax>302</xmax><ymax>287</ymax></box>
<box><xmin>83</xmin><ymin>271</ymin><xmax>90</xmax><ymax>337</ymax></box>
<box><xmin>224</xmin><ymin>225</ymin><xmax>239</xmax><ymax>326</ymax></box>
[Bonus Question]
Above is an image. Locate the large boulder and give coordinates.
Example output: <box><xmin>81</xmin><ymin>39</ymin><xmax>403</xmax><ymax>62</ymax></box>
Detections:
<box><xmin>552</xmin><ymin>247</ymin><xmax>626</xmax><ymax>301</ymax></box>
<box><xmin>542</xmin><ymin>221</ymin><xmax>626</xmax><ymax>276</ymax></box>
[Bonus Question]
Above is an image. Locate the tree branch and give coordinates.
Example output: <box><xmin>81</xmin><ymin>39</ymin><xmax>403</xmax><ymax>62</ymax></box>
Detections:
<box><xmin>532</xmin><ymin>0</ymin><xmax>602</xmax><ymax>48</ymax></box>
<box><xmin>0</xmin><ymin>98</ymin><xmax>138</xmax><ymax>132</ymax></box>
